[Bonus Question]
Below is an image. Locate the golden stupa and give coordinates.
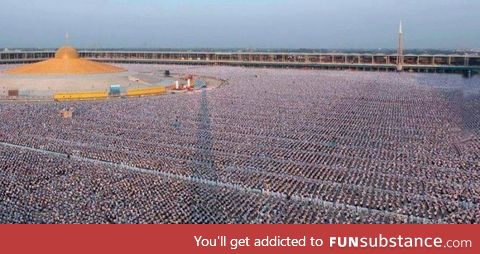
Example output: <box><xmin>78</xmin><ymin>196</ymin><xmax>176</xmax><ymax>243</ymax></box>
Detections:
<box><xmin>5</xmin><ymin>46</ymin><xmax>125</xmax><ymax>75</ymax></box>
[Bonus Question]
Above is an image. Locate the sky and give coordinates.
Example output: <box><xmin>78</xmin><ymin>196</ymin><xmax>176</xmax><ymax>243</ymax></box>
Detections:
<box><xmin>0</xmin><ymin>0</ymin><xmax>479</xmax><ymax>49</ymax></box>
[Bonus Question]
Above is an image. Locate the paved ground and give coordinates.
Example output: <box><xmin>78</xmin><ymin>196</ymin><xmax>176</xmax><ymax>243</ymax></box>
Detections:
<box><xmin>0</xmin><ymin>64</ymin><xmax>181</xmax><ymax>98</ymax></box>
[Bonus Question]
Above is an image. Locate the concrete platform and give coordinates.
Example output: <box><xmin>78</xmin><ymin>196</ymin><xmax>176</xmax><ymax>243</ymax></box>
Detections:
<box><xmin>0</xmin><ymin>67</ymin><xmax>179</xmax><ymax>99</ymax></box>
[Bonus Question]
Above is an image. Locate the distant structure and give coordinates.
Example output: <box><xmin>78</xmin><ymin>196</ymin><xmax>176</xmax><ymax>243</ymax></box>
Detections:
<box><xmin>397</xmin><ymin>21</ymin><xmax>404</xmax><ymax>71</ymax></box>
<box><xmin>2</xmin><ymin>23</ymin><xmax>479</xmax><ymax>76</ymax></box>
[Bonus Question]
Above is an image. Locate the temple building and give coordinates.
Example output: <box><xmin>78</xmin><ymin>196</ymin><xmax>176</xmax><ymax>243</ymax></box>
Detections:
<box><xmin>5</xmin><ymin>46</ymin><xmax>124</xmax><ymax>75</ymax></box>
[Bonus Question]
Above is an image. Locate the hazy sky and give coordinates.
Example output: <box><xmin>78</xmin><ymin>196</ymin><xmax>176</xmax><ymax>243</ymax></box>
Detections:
<box><xmin>0</xmin><ymin>0</ymin><xmax>479</xmax><ymax>49</ymax></box>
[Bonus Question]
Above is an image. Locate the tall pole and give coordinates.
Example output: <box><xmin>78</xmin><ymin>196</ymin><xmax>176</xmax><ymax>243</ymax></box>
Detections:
<box><xmin>65</xmin><ymin>32</ymin><xmax>70</xmax><ymax>46</ymax></box>
<box><xmin>397</xmin><ymin>21</ymin><xmax>404</xmax><ymax>71</ymax></box>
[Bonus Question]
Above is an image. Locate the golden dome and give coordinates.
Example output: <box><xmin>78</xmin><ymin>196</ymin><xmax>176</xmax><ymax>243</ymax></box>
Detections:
<box><xmin>55</xmin><ymin>47</ymin><xmax>80</xmax><ymax>59</ymax></box>
<box><xmin>4</xmin><ymin>46</ymin><xmax>125</xmax><ymax>75</ymax></box>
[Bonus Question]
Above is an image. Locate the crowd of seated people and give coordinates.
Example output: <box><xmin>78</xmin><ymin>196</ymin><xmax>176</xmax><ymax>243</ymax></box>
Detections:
<box><xmin>0</xmin><ymin>65</ymin><xmax>479</xmax><ymax>224</ymax></box>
